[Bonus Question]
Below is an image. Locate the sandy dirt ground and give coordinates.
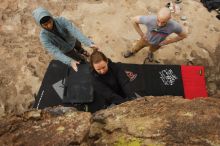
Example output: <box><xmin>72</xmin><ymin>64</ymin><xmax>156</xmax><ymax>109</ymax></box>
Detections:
<box><xmin>0</xmin><ymin>0</ymin><xmax>219</xmax><ymax>116</ymax></box>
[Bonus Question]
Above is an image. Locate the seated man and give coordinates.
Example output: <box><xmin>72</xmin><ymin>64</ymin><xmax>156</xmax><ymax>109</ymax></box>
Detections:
<box><xmin>89</xmin><ymin>51</ymin><xmax>128</xmax><ymax>106</ymax></box>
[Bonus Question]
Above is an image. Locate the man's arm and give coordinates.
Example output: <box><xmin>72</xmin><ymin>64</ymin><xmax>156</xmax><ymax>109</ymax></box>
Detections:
<box><xmin>159</xmin><ymin>21</ymin><xmax>187</xmax><ymax>46</ymax></box>
<box><xmin>60</xmin><ymin>17</ymin><xmax>99</xmax><ymax>50</ymax></box>
<box><xmin>132</xmin><ymin>16</ymin><xmax>147</xmax><ymax>40</ymax></box>
<box><xmin>159</xmin><ymin>31</ymin><xmax>187</xmax><ymax>46</ymax></box>
<box><xmin>40</xmin><ymin>32</ymin><xmax>79</xmax><ymax>71</ymax></box>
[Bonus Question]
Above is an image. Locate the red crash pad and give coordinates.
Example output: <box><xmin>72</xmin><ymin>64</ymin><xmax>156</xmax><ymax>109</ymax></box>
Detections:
<box><xmin>181</xmin><ymin>65</ymin><xmax>208</xmax><ymax>99</ymax></box>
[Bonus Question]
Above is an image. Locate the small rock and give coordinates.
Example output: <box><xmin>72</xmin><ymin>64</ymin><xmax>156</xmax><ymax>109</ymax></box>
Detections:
<box><xmin>147</xmin><ymin>7</ymin><xmax>158</xmax><ymax>13</ymax></box>
<box><xmin>208</xmin><ymin>82</ymin><xmax>217</xmax><ymax>95</ymax></box>
<box><xmin>56</xmin><ymin>126</ymin><xmax>65</xmax><ymax>132</ymax></box>
<box><xmin>180</xmin><ymin>16</ymin><xmax>187</xmax><ymax>21</ymax></box>
<box><xmin>213</xmin><ymin>27</ymin><xmax>220</xmax><ymax>32</ymax></box>
<box><xmin>208</xmin><ymin>24</ymin><xmax>215</xmax><ymax>31</ymax></box>
<box><xmin>47</xmin><ymin>106</ymin><xmax>76</xmax><ymax>116</ymax></box>
<box><xmin>196</xmin><ymin>42</ymin><xmax>206</xmax><ymax>49</ymax></box>
<box><xmin>207</xmin><ymin>74</ymin><xmax>217</xmax><ymax>82</ymax></box>
<box><xmin>175</xmin><ymin>52</ymin><xmax>180</xmax><ymax>56</ymax></box>
<box><xmin>27</xmin><ymin>52</ymin><xmax>36</xmax><ymax>58</ymax></box>
<box><xmin>26</xmin><ymin>110</ymin><xmax>41</xmax><ymax>120</ymax></box>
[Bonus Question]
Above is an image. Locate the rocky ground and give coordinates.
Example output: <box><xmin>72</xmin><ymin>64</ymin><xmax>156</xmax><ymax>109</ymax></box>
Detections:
<box><xmin>1</xmin><ymin>96</ymin><xmax>220</xmax><ymax>146</ymax></box>
<box><xmin>0</xmin><ymin>0</ymin><xmax>219</xmax><ymax>116</ymax></box>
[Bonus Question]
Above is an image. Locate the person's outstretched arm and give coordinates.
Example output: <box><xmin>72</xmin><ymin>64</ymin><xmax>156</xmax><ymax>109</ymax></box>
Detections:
<box><xmin>60</xmin><ymin>17</ymin><xmax>99</xmax><ymax>50</ymax></box>
<box><xmin>40</xmin><ymin>32</ymin><xmax>79</xmax><ymax>72</ymax></box>
<box><xmin>159</xmin><ymin>22</ymin><xmax>187</xmax><ymax>46</ymax></box>
<box><xmin>132</xmin><ymin>16</ymin><xmax>148</xmax><ymax>40</ymax></box>
<box><xmin>159</xmin><ymin>31</ymin><xmax>187</xmax><ymax>46</ymax></box>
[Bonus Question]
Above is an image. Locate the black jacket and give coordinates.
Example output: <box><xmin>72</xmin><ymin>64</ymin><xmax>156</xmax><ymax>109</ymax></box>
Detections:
<box><xmin>201</xmin><ymin>0</ymin><xmax>220</xmax><ymax>11</ymax></box>
<box><xmin>91</xmin><ymin>61</ymin><xmax>127</xmax><ymax>105</ymax></box>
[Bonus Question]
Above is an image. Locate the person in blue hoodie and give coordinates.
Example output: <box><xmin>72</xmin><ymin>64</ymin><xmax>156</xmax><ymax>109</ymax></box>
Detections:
<box><xmin>32</xmin><ymin>7</ymin><xmax>99</xmax><ymax>71</ymax></box>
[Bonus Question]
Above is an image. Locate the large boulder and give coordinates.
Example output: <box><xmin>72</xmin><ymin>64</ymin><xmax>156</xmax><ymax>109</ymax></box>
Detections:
<box><xmin>1</xmin><ymin>96</ymin><xmax>220</xmax><ymax>146</ymax></box>
<box><xmin>0</xmin><ymin>106</ymin><xmax>92</xmax><ymax>146</ymax></box>
<box><xmin>90</xmin><ymin>96</ymin><xmax>220</xmax><ymax>146</ymax></box>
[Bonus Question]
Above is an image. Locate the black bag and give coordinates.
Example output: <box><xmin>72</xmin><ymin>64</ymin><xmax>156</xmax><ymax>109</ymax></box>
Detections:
<box><xmin>201</xmin><ymin>0</ymin><xmax>220</xmax><ymax>11</ymax></box>
<box><xmin>33</xmin><ymin>60</ymin><xmax>104</xmax><ymax>112</ymax></box>
<box><xmin>63</xmin><ymin>63</ymin><xmax>94</xmax><ymax>104</ymax></box>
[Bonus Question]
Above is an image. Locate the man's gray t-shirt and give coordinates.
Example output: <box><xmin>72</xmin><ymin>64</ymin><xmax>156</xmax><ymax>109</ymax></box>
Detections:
<box><xmin>140</xmin><ymin>15</ymin><xmax>182</xmax><ymax>45</ymax></box>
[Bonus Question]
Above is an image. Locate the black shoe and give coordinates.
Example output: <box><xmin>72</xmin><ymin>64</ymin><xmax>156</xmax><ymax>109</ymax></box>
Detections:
<box><xmin>166</xmin><ymin>2</ymin><xmax>171</xmax><ymax>8</ymax></box>
<box><xmin>175</xmin><ymin>0</ymin><xmax>182</xmax><ymax>4</ymax></box>
<box><xmin>216</xmin><ymin>15</ymin><xmax>220</xmax><ymax>20</ymax></box>
<box><xmin>123</xmin><ymin>50</ymin><xmax>134</xmax><ymax>58</ymax></box>
<box><xmin>147</xmin><ymin>52</ymin><xmax>154</xmax><ymax>62</ymax></box>
<box><xmin>73</xmin><ymin>104</ymin><xmax>88</xmax><ymax>112</ymax></box>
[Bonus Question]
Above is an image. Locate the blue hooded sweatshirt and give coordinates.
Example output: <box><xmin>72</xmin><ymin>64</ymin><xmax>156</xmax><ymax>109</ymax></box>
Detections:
<box><xmin>32</xmin><ymin>7</ymin><xmax>93</xmax><ymax>65</ymax></box>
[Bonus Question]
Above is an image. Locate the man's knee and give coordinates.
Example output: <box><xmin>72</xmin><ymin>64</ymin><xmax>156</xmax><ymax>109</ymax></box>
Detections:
<box><xmin>132</xmin><ymin>39</ymin><xmax>149</xmax><ymax>53</ymax></box>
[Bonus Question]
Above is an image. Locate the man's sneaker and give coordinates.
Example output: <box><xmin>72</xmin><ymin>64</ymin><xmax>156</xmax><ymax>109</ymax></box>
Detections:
<box><xmin>147</xmin><ymin>52</ymin><xmax>154</xmax><ymax>62</ymax></box>
<box><xmin>123</xmin><ymin>50</ymin><xmax>134</xmax><ymax>58</ymax></box>
<box><xmin>175</xmin><ymin>0</ymin><xmax>182</xmax><ymax>4</ymax></box>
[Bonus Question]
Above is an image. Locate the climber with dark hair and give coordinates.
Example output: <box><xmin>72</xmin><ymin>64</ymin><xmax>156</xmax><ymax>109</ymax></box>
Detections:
<box><xmin>33</xmin><ymin>7</ymin><xmax>99</xmax><ymax>72</ymax></box>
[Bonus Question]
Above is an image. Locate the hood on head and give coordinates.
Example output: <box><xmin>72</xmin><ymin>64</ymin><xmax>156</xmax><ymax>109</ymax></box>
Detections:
<box><xmin>32</xmin><ymin>7</ymin><xmax>53</xmax><ymax>26</ymax></box>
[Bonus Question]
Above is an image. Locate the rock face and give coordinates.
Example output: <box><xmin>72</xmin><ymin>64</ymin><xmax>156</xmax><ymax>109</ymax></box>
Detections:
<box><xmin>0</xmin><ymin>0</ymin><xmax>220</xmax><ymax>117</ymax></box>
<box><xmin>90</xmin><ymin>96</ymin><xmax>220</xmax><ymax>146</ymax></box>
<box><xmin>1</xmin><ymin>96</ymin><xmax>220</xmax><ymax>146</ymax></box>
<box><xmin>0</xmin><ymin>106</ymin><xmax>92</xmax><ymax>146</ymax></box>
